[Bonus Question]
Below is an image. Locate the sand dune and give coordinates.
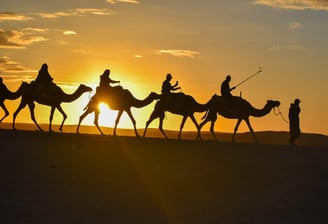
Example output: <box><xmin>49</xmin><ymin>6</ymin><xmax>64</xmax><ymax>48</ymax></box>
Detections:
<box><xmin>0</xmin><ymin>125</ymin><xmax>328</xmax><ymax>223</ymax></box>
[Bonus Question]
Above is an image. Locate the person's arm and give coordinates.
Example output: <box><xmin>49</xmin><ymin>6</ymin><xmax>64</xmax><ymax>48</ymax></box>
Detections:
<box><xmin>172</xmin><ymin>81</ymin><xmax>179</xmax><ymax>88</ymax></box>
<box><xmin>109</xmin><ymin>78</ymin><xmax>120</xmax><ymax>84</ymax></box>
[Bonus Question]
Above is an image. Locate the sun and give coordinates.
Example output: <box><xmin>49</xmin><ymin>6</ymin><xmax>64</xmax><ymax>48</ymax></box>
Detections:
<box><xmin>97</xmin><ymin>102</ymin><xmax>118</xmax><ymax>126</ymax></box>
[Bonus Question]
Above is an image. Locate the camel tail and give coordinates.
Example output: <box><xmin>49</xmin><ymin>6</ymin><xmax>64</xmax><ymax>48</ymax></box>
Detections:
<box><xmin>201</xmin><ymin>110</ymin><xmax>209</xmax><ymax>120</ymax></box>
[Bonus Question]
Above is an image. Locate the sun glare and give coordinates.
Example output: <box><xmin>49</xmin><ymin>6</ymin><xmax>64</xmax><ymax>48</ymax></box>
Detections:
<box><xmin>97</xmin><ymin>102</ymin><xmax>118</xmax><ymax>126</ymax></box>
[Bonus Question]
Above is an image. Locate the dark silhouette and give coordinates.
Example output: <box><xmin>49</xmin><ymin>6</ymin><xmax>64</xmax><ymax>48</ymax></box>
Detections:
<box><xmin>35</xmin><ymin>63</ymin><xmax>53</xmax><ymax>85</ymax></box>
<box><xmin>0</xmin><ymin>78</ymin><xmax>25</xmax><ymax>122</ymax></box>
<box><xmin>288</xmin><ymin>98</ymin><xmax>301</xmax><ymax>145</ymax></box>
<box><xmin>221</xmin><ymin>75</ymin><xmax>236</xmax><ymax>97</ymax></box>
<box><xmin>143</xmin><ymin>93</ymin><xmax>210</xmax><ymax>140</ymax></box>
<box><xmin>161</xmin><ymin>73</ymin><xmax>181</xmax><ymax>95</ymax></box>
<box><xmin>99</xmin><ymin>69</ymin><xmax>120</xmax><ymax>93</ymax></box>
<box><xmin>198</xmin><ymin>94</ymin><xmax>280</xmax><ymax>143</ymax></box>
<box><xmin>12</xmin><ymin>81</ymin><xmax>92</xmax><ymax>132</ymax></box>
<box><xmin>76</xmin><ymin>84</ymin><xmax>160</xmax><ymax>136</ymax></box>
<box><xmin>144</xmin><ymin>74</ymin><xmax>208</xmax><ymax>139</ymax></box>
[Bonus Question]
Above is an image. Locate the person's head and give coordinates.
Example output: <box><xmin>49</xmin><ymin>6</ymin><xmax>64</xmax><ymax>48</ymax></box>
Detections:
<box><xmin>294</xmin><ymin>98</ymin><xmax>301</xmax><ymax>105</ymax></box>
<box><xmin>226</xmin><ymin>75</ymin><xmax>231</xmax><ymax>82</ymax></box>
<box><xmin>103</xmin><ymin>69</ymin><xmax>110</xmax><ymax>76</ymax></box>
<box><xmin>40</xmin><ymin>63</ymin><xmax>48</xmax><ymax>71</ymax></box>
<box><xmin>166</xmin><ymin>73</ymin><xmax>172</xmax><ymax>81</ymax></box>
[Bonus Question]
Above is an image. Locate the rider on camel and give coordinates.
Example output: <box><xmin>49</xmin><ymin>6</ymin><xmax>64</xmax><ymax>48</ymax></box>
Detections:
<box><xmin>220</xmin><ymin>75</ymin><xmax>235</xmax><ymax>97</ymax></box>
<box><xmin>34</xmin><ymin>63</ymin><xmax>56</xmax><ymax>98</ymax></box>
<box><xmin>98</xmin><ymin>69</ymin><xmax>120</xmax><ymax>96</ymax></box>
<box><xmin>220</xmin><ymin>75</ymin><xmax>236</xmax><ymax>110</ymax></box>
<box><xmin>35</xmin><ymin>63</ymin><xmax>53</xmax><ymax>85</ymax></box>
<box><xmin>161</xmin><ymin>73</ymin><xmax>181</xmax><ymax>95</ymax></box>
<box><xmin>160</xmin><ymin>73</ymin><xmax>182</xmax><ymax>105</ymax></box>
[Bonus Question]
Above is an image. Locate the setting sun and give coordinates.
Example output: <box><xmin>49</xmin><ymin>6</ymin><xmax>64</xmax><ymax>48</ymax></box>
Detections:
<box><xmin>97</xmin><ymin>102</ymin><xmax>118</xmax><ymax>126</ymax></box>
<box><xmin>0</xmin><ymin>0</ymin><xmax>328</xmax><ymax>135</ymax></box>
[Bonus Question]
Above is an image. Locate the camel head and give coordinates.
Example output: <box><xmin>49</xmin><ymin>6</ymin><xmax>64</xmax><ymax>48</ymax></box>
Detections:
<box><xmin>266</xmin><ymin>100</ymin><xmax>280</xmax><ymax>109</ymax></box>
<box><xmin>149</xmin><ymin>92</ymin><xmax>161</xmax><ymax>100</ymax></box>
<box><xmin>78</xmin><ymin>84</ymin><xmax>93</xmax><ymax>94</ymax></box>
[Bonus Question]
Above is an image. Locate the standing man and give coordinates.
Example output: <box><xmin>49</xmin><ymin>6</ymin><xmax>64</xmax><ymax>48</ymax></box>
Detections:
<box><xmin>288</xmin><ymin>98</ymin><xmax>301</xmax><ymax>145</ymax></box>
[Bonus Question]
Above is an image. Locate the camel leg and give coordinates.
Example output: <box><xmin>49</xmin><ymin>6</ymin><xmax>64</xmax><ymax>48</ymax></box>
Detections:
<box><xmin>209</xmin><ymin>119</ymin><xmax>218</xmax><ymax>141</ymax></box>
<box><xmin>178</xmin><ymin>116</ymin><xmax>188</xmax><ymax>140</ymax></box>
<box><xmin>76</xmin><ymin>108</ymin><xmax>93</xmax><ymax>134</ymax></box>
<box><xmin>199</xmin><ymin>111</ymin><xmax>218</xmax><ymax>140</ymax></box>
<box><xmin>0</xmin><ymin>102</ymin><xmax>9</xmax><ymax>123</ymax></box>
<box><xmin>244</xmin><ymin>117</ymin><xmax>259</xmax><ymax>143</ymax></box>
<box><xmin>198</xmin><ymin>119</ymin><xmax>208</xmax><ymax>140</ymax></box>
<box><xmin>56</xmin><ymin>105</ymin><xmax>67</xmax><ymax>132</ymax></box>
<box><xmin>232</xmin><ymin>119</ymin><xmax>243</xmax><ymax>142</ymax></box>
<box><xmin>143</xmin><ymin>108</ymin><xmax>160</xmax><ymax>137</ymax></box>
<box><xmin>28</xmin><ymin>102</ymin><xmax>43</xmax><ymax>131</ymax></box>
<box><xmin>189</xmin><ymin>114</ymin><xmax>201</xmax><ymax>140</ymax></box>
<box><xmin>49</xmin><ymin>106</ymin><xmax>56</xmax><ymax>132</ymax></box>
<box><xmin>112</xmin><ymin>110</ymin><xmax>123</xmax><ymax>136</ymax></box>
<box><xmin>125</xmin><ymin>109</ymin><xmax>139</xmax><ymax>137</ymax></box>
<box><xmin>13</xmin><ymin>100</ymin><xmax>27</xmax><ymax>130</ymax></box>
<box><xmin>158</xmin><ymin>111</ymin><xmax>168</xmax><ymax>139</ymax></box>
<box><xmin>94</xmin><ymin>109</ymin><xmax>105</xmax><ymax>135</ymax></box>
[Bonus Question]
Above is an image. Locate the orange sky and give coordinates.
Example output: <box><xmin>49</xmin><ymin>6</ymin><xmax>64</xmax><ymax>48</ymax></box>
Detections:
<box><xmin>1</xmin><ymin>0</ymin><xmax>328</xmax><ymax>135</ymax></box>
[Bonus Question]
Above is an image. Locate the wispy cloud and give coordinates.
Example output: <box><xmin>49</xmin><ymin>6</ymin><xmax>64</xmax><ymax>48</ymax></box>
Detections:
<box><xmin>289</xmin><ymin>22</ymin><xmax>303</xmax><ymax>30</ymax></box>
<box><xmin>63</xmin><ymin>30</ymin><xmax>77</xmax><ymax>35</ymax></box>
<box><xmin>107</xmin><ymin>0</ymin><xmax>140</xmax><ymax>4</ymax></box>
<box><xmin>269</xmin><ymin>44</ymin><xmax>304</xmax><ymax>51</ymax></box>
<box><xmin>0</xmin><ymin>28</ymin><xmax>48</xmax><ymax>49</ymax></box>
<box><xmin>37</xmin><ymin>8</ymin><xmax>114</xmax><ymax>19</ymax></box>
<box><xmin>0</xmin><ymin>56</ymin><xmax>35</xmax><ymax>82</ymax></box>
<box><xmin>156</xmin><ymin>49</ymin><xmax>200</xmax><ymax>58</ymax></box>
<box><xmin>254</xmin><ymin>0</ymin><xmax>328</xmax><ymax>11</ymax></box>
<box><xmin>0</xmin><ymin>12</ymin><xmax>33</xmax><ymax>22</ymax></box>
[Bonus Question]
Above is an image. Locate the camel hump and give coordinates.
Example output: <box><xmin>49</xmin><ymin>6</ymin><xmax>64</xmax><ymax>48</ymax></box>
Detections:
<box><xmin>32</xmin><ymin>81</ymin><xmax>60</xmax><ymax>99</ymax></box>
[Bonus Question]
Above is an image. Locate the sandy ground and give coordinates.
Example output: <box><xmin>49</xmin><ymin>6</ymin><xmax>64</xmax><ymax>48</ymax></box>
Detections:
<box><xmin>0</xmin><ymin>127</ymin><xmax>328</xmax><ymax>223</ymax></box>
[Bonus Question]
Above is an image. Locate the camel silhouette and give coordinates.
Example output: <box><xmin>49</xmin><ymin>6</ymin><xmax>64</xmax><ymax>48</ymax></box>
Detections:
<box><xmin>143</xmin><ymin>93</ymin><xmax>210</xmax><ymax>139</ymax></box>
<box><xmin>76</xmin><ymin>86</ymin><xmax>160</xmax><ymax>136</ymax></box>
<box><xmin>0</xmin><ymin>82</ymin><xmax>26</xmax><ymax>123</ymax></box>
<box><xmin>12</xmin><ymin>82</ymin><xmax>92</xmax><ymax>132</ymax></box>
<box><xmin>198</xmin><ymin>95</ymin><xmax>280</xmax><ymax>143</ymax></box>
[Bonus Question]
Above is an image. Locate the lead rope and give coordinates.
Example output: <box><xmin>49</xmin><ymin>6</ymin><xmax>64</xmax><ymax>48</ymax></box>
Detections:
<box><xmin>274</xmin><ymin>106</ymin><xmax>289</xmax><ymax>123</ymax></box>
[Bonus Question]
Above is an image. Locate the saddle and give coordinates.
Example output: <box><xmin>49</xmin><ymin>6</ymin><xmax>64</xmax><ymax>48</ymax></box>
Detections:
<box><xmin>160</xmin><ymin>92</ymin><xmax>187</xmax><ymax>108</ymax></box>
<box><xmin>32</xmin><ymin>81</ymin><xmax>59</xmax><ymax>100</ymax></box>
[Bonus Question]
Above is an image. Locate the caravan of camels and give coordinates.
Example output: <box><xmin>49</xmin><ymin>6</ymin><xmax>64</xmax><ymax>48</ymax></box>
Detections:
<box><xmin>0</xmin><ymin>64</ymin><xmax>281</xmax><ymax>142</ymax></box>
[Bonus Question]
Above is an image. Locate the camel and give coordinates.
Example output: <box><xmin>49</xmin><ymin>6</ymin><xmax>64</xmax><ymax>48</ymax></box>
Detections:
<box><xmin>143</xmin><ymin>93</ymin><xmax>210</xmax><ymax>139</ymax></box>
<box><xmin>198</xmin><ymin>94</ymin><xmax>280</xmax><ymax>143</ymax></box>
<box><xmin>12</xmin><ymin>82</ymin><xmax>92</xmax><ymax>132</ymax></box>
<box><xmin>76</xmin><ymin>86</ymin><xmax>160</xmax><ymax>136</ymax></box>
<box><xmin>0</xmin><ymin>82</ymin><xmax>26</xmax><ymax>123</ymax></box>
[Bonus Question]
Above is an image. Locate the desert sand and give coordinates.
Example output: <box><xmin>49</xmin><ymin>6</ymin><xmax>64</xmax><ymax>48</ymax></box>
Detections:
<box><xmin>0</xmin><ymin>124</ymin><xmax>328</xmax><ymax>223</ymax></box>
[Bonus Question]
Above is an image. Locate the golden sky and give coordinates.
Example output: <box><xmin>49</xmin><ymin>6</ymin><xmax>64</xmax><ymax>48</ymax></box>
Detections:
<box><xmin>1</xmin><ymin>0</ymin><xmax>328</xmax><ymax>135</ymax></box>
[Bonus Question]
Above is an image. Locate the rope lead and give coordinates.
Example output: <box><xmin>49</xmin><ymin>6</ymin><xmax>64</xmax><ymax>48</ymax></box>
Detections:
<box><xmin>274</xmin><ymin>106</ymin><xmax>289</xmax><ymax>123</ymax></box>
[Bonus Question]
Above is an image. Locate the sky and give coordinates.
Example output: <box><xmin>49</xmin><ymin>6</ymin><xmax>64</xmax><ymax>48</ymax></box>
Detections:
<box><xmin>0</xmin><ymin>0</ymin><xmax>327</xmax><ymax>135</ymax></box>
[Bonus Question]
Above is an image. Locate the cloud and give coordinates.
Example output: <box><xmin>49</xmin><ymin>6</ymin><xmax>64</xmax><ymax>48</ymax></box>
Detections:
<box><xmin>289</xmin><ymin>22</ymin><xmax>303</xmax><ymax>30</ymax></box>
<box><xmin>0</xmin><ymin>12</ymin><xmax>33</xmax><ymax>22</ymax></box>
<box><xmin>0</xmin><ymin>56</ymin><xmax>35</xmax><ymax>82</ymax></box>
<box><xmin>37</xmin><ymin>8</ymin><xmax>113</xmax><ymax>19</ymax></box>
<box><xmin>254</xmin><ymin>0</ymin><xmax>328</xmax><ymax>11</ymax></box>
<box><xmin>63</xmin><ymin>30</ymin><xmax>77</xmax><ymax>35</ymax></box>
<box><xmin>269</xmin><ymin>44</ymin><xmax>304</xmax><ymax>51</ymax></box>
<box><xmin>107</xmin><ymin>0</ymin><xmax>140</xmax><ymax>4</ymax></box>
<box><xmin>156</xmin><ymin>50</ymin><xmax>200</xmax><ymax>58</ymax></box>
<box><xmin>0</xmin><ymin>28</ymin><xmax>48</xmax><ymax>49</ymax></box>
